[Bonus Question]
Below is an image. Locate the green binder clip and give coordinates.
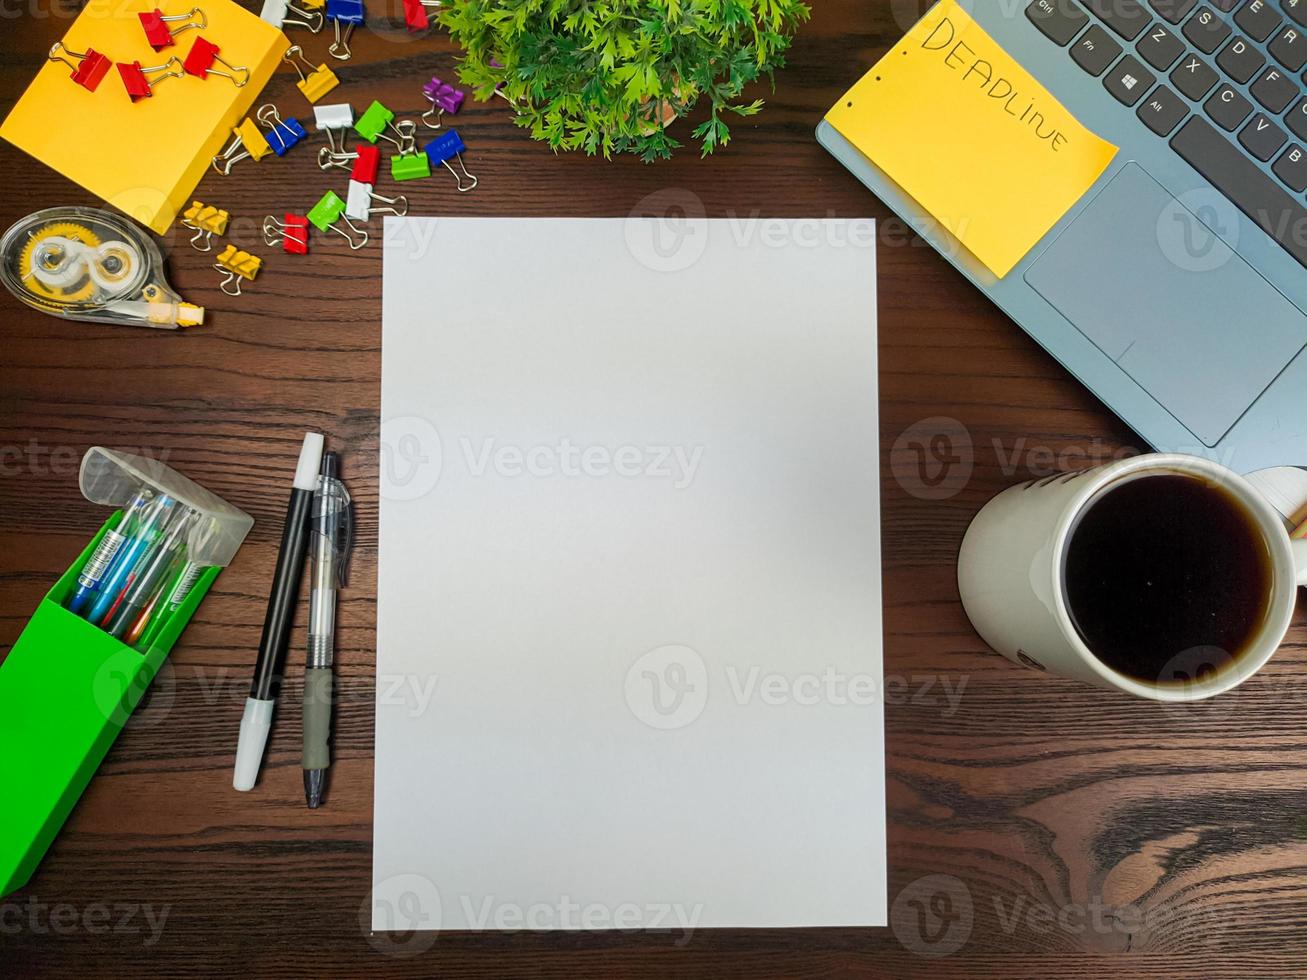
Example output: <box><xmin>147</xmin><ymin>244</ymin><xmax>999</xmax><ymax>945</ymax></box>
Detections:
<box><xmin>354</xmin><ymin>99</ymin><xmax>416</xmax><ymax>153</ymax></box>
<box><xmin>307</xmin><ymin>189</ymin><xmax>367</xmax><ymax>249</ymax></box>
<box><xmin>391</xmin><ymin>152</ymin><xmax>431</xmax><ymax>182</ymax></box>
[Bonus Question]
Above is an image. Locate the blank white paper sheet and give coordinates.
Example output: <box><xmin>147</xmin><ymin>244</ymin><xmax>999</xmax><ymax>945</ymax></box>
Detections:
<box><xmin>374</xmin><ymin>217</ymin><xmax>885</xmax><ymax>931</ymax></box>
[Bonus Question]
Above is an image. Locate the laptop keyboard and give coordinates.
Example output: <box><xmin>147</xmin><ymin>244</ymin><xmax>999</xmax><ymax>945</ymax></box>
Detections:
<box><xmin>1027</xmin><ymin>0</ymin><xmax>1307</xmax><ymax>268</ymax></box>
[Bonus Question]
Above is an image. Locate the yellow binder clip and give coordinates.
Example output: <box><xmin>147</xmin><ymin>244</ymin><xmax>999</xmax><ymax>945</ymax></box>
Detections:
<box><xmin>179</xmin><ymin>201</ymin><xmax>229</xmax><ymax>252</ymax></box>
<box><xmin>213</xmin><ymin>244</ymin><xmax>262</xmax><ymax>296</ymax></box>
<box><xmin>283</xmin><ymin>45</ymin><xmax>339</xmax><ymax>104</ymax></box>
<box><xmin>211</xmin><ymin>117</ymin><xmax>272</xmax><ymax>175</ymax></box>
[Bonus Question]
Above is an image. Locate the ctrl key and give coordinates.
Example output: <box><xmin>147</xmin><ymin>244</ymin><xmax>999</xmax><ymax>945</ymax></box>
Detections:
<box><xmin>1026</xmin><ymin>0</ymin><xmax>1089</xmax><ymax>45</ymax></box>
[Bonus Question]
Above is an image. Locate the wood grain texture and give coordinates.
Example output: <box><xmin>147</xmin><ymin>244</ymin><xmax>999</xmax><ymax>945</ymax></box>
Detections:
<box><xmin>2</xmin><ymin>1</ymin><xmax>1305</xmax><ymax>976</ymax></box>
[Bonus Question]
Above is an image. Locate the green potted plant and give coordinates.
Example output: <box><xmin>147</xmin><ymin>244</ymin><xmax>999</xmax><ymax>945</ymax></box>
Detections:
<box><xmin>439</xmin><ymin>0</ymin><xmax>811</xmax><ymax>161</ymax></box>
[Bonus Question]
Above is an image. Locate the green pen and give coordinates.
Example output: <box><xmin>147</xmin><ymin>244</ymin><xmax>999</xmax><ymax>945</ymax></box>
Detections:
<box><xmin>135</xmin><ymin>559</ymin><xmax>206</xmax><ymax>651</ymax></box>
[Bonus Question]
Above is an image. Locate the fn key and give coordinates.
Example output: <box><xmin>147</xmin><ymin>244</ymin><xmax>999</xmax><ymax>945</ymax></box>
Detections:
<box><xmin>1137</xmin><ymin>85</ymin><xmax>1188</xmax><ymax>135</ymax></box>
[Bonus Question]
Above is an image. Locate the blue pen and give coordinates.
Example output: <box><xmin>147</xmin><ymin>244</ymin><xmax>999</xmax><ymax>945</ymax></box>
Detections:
<box><xmin>67</xmin><ymin>488</ymin><xmax>155</xmax><ymax>615</ymax></box>
<box><xmin>86</xmin><ymin>495</ymin><xmax>177</xmax><ymax>625</ymax></box>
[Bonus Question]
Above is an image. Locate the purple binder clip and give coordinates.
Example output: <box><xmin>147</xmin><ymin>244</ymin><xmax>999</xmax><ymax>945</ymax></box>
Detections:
<box><xmin>421</xmin><ymin>76</ymin><xmax>465</xmax><ymax>129</ymax></box>
<box><xmin>424</xmin><ymin>129</ymin><xmax>477</xmax><ymax>192</ymax></box>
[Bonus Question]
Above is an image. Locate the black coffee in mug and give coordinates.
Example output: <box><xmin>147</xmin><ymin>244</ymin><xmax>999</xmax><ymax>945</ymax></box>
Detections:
<box><xmin>1062</xmin><ymin>473</ymin><xmax>1275</xmax><ymax>684</ymax></box>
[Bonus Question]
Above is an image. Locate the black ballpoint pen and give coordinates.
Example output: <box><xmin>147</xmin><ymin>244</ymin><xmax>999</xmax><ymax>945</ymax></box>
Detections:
<box><xmin>303</xmin><ymin>452</ymin><xmax>352</xmax><ymax>808</ymax></box>
<box><xmin>234</xmin><ymin>432</ymin><xmax>324</xmax><ymax>792</ymax></box>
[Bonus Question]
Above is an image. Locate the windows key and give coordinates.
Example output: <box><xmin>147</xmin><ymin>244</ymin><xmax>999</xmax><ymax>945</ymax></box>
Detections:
<box><xmin>1105</xmin><ymin>55</ymin><xmax>1157</xmax><ymax>105</ymax></box>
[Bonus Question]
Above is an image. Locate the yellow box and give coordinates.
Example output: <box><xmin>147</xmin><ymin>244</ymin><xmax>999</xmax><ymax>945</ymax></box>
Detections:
<box><xmin>1</xmin><ymin>0</ymin><xmax>287</xmax><ymax>235</ymax></box>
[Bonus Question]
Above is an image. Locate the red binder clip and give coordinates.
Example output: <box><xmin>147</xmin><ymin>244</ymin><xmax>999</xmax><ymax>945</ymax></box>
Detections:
<box><xmin>402</xmin><ymin>0</ymin><xmax>438</xmax><ymax>32</ymax></box>
<box><xmin>351</xmin><ymin>144</ymin><xmax>381</xmax><ymax>184</ymax></box>
<box><xmin>48</xmin><ymin>42</ymin><xmax>112</xmax><ymax>92</ymax></box>
<box><xmin>263</xmin><ymin>214</ymin><xmax>310</xmax><ymax>255</ymax></box>
<box><xmin>118</xmin><ymin>57</ymin><xmax>184</xmax><ymax>102</ymax></box>
<box><xmin>182</xmin><ymin>37</ymin><xmax>250</xmax><ymax>86</ymax></box>
<box><xmin>139</xmin><ymin>7</ymin><xmax>207</xmax><ymax>51</ymax></box>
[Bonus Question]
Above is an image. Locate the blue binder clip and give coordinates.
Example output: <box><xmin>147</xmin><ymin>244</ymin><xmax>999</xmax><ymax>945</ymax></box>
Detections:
<box><xmin>424</xmin><ymin>129</ymin><xmax>478</xmax><ymax>193</ymax></box>
<box><xmin>326</xmin><ymin>0</ymin><xmax>364</xmax><ymax>61</ymax></box>
<box><xmin>257</xmin><ymin>104</ymin><xmax>307</xmax><ymax>156</ymax></box>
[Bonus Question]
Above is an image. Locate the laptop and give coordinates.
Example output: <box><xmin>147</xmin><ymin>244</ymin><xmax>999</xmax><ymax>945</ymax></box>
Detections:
<box><xmin>818</xmin><ymin>0</ymin><xmax>1307</xmax><ymax>475</ymax></box>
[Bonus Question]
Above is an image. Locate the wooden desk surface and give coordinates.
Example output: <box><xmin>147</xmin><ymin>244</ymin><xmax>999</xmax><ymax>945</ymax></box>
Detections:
<box><xmin>2</xmin><ymin>2</ymin><xmax>1304</xmax><ymax>976</ymax></box>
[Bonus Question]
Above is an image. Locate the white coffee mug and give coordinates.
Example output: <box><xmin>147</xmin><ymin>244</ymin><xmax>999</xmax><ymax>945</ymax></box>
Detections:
<box><xmin>957</xmin><ymin>453</ymin><xmax>1307</xmax><ymax>700</ymax></box>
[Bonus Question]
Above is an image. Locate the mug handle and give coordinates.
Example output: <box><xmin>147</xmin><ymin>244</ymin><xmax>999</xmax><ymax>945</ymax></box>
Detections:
<box><xmin>1295</xmin><ymin>537</ymin><xmax>1307</xmax><ymax>587</ymax></box>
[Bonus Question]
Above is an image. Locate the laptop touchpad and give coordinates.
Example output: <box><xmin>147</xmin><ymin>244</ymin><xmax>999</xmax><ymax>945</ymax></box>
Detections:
<box><xmin>1025</xmin><ymin>163</ymin><xmax>1307</xmax><ymax>447</ymax></box>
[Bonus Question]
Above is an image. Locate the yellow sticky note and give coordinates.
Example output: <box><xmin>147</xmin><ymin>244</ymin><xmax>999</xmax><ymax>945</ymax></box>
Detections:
<box><xmin>1</xmin><ymin>0</ymin><xmax>286</xmax><ymax>235</ymax></box>
<box><xmin>825</xmin><ymin>0</ymin><xmax>1117</xmax><ymax>278</ymax></box>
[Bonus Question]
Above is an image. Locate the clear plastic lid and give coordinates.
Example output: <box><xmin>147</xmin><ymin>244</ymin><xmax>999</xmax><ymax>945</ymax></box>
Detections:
<box><xmin>79</xmin><ymin>448</ymin><xmax>253</xmax><ymax>567</ymax></box>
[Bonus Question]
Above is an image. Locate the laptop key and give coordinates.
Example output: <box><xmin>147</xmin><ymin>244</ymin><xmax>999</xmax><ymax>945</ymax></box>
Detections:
<box><xmin>1137</xmin><ymin>83</ymin><xmax>1191</xmax><ymax>132</ymax></box>
<box><xmin>1184</xmin><ymin>6</ymin><xmax>1232</xmax><ymax>51</ymax></box>
<box><xmin>1148</xmin><ymin>0</ymin><xmax>1198</xmax><ymax>22</ymax></box>
<box><xmin>1085</xmin><ymin>0</ymin><xmax>1151</xmax><ymax>39</ymax></box>
<box><xmin>1210</xmin><ymin>0</ymin><xmax>1240</xmax><ymax>8</ymax></box>
<box><xmin>1268</xmin><ymin>23</ymin><xmax>1307</xmax><ymax>70</ymax></box>
<box><xmin>1106</xmin><ymin>54</ymin><xmax>1158</xmax><ymax>103</ymax></box>
<box><xmin>1288</xmin><ymin>97</ymin><xmax>1307</xmax><ymax>139</ymax></box>
<box><xmin>1171</xmin><ymin>53</ymin><xmax>1221</xmax><ymax>97</ymax></box>
<box><xmin>1170</xmin><ymin>116</ymin><xmax>1307</xmax><ymax>267</ymax></box>
<box><xmin>1138</xmin><ymin>23</ymin><xmax>1188</xmax><ymax>67</ymax></box>
<box><xmin>1283</xmin><ymin>0</ymin><xmax>1307</xmax><ymax>27</ymax></box>
<box><xmin>1273</xmin><ymin>143</ymin><xmax>1307</xmax><ymax>191</ymax></box>
<box><xmin>1072</xmin><ymin>25</ymin><xmax>1124</xmax><ymax>74</ymax></box>
<box><xmin>1250</xmin><ymin>65</ymin><xmax>1299</xmax><ymax>110</ymax></box>
<box><xmin>1027</xmin><ymin>0</ymin><xmax>1091</xmax><ymax>44</ymax></box>
<box><xmin>1240</xmin><ymin>111</ymin><xmax>1289</xmax><ymax>157</ymax></box>
<box><xmin>1216</xmin><ymin>35</ymin><xmax>1266</xmax><ymax>81</ymax></box>
<box><xmin>1234</xmin><ymin>0</ymin><xmax>1281</xmax><ymax>40</ymax></box>
<box><xmin>1205</xmin><ymin>83</ymin><xmax>1254</xmax><ymax>127</ymax></box>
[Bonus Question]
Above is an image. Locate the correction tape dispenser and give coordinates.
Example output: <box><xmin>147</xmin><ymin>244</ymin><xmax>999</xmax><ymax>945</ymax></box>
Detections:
<box><xmin>0</xmin><ymin>207</ymin><xmax>205</xmax><ymax>329</ymax></box>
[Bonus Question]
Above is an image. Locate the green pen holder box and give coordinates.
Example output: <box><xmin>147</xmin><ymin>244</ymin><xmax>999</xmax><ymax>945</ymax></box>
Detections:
<box><xmin>0</xmin><ymin>448</ymin><xmax>252</xmax><ymax>899</ymax></box>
